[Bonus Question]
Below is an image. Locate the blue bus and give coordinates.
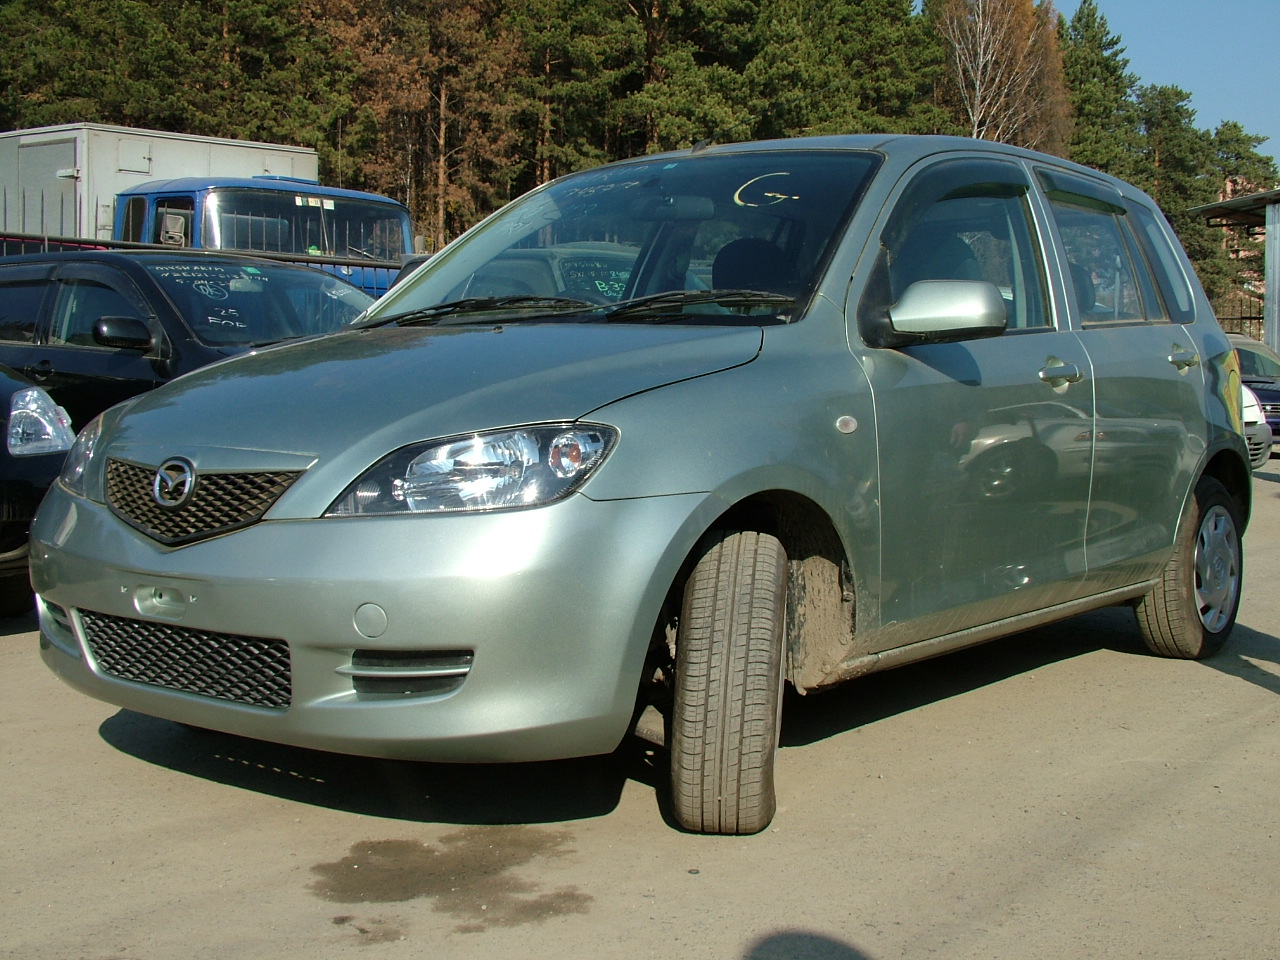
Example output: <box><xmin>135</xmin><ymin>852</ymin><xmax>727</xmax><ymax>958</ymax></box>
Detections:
<box><xmin>114</xmin><ymin>176</ymin><xmax>413</xmax><ymax>296</ymax></box>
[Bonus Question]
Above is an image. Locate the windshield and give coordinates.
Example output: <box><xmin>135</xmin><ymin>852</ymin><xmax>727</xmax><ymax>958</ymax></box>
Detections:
<box><xmin>142</xmin><ymin>259</ymin><xmax>374</xmax><ymax>347</ymax></box>
<box><xmin>371</xmin><ymin>149</ymin><xmax>880</xmax><ymax>324</ymax></box>
<box><xmin>202</xmin><ymin>189</ymin><xmax>409</xmax><ymax>260</ymax></box>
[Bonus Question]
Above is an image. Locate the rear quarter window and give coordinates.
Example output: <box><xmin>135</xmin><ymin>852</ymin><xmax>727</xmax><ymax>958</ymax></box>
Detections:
<box><xmin>1128</xmin><ymin>201</ymin><xmax>1197</xmax><ymax>324</ymax></box>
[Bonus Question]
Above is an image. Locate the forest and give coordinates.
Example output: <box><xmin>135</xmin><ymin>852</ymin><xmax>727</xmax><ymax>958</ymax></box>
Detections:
<box><xmin>2</xmin><ymin>0</ymin><xmax>1276</xmax><ymax>315</ymax></box>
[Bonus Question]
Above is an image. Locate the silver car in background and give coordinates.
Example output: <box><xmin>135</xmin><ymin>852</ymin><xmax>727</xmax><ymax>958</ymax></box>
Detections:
<box><xmin>31</xmin><ymin>136</ymin><xmax>1250</xmax><ymax>835</ymax></box>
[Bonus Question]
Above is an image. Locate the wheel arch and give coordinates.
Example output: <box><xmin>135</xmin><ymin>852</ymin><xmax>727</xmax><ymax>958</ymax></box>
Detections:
<box><xmin>706</xmin><ymin>491</ymin><xmax>858</xmax><ymax>694</ymax></box>
<box><xmin>1199</xmin><ymin>447</ymin><xmax>1252</xmax><ymax>531</ymax></box>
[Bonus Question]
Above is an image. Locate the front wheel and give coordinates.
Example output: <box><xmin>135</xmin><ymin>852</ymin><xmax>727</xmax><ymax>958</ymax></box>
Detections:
<box><xmin>670</xmin><ymin>529</ymin><xmax>787</xmax><ymax>835</ymax></box>
<box><xmin>1135</xmin><ymin>476</ymin><xmax>1242</xmax><ymax>659</ymax></box>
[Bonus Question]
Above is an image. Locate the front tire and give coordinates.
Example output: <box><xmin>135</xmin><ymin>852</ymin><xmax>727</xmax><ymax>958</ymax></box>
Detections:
<box><xmin>1135</xmin><ymin>476</ymin><xmax>1242</xmax><ymax>659</ymax></box>
<box><xmin>670</xmin><ymin>529</ymin><xmax>787</xmax><ymax>835</ymax></box>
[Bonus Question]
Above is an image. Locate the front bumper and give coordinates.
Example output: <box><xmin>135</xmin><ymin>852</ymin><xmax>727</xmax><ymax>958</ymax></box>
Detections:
<box><xmin>31</xmin><ymin>484</ymin><xmax>715</xmax><ymax>762</ymax></box>
<box><xmin>1244</xmin><ymin>420</ymin><xmax>1273</xmax><ymax>470</ymax></box>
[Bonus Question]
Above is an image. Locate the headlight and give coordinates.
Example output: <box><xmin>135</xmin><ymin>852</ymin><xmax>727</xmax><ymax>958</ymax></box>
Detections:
<box><xmin>57</xmin><ymin>415</ymin><xmax>104</xmax><ymax>500</ymax></box>
<box><xmin>326</xmin><ymin>424</ymin><xmax>617</xmax><ymax>516</ymax></box>
<box><xmin>7</xmin><ymin>387</ymin><xmax>76</xmax><ymax>457</ymax></box>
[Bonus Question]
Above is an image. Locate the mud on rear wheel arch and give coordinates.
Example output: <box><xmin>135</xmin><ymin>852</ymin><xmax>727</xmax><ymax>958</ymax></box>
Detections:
<box><xmin>715</xmin><ymin>493</ymin><xmax>857</xmax><ymax>693</ymax></box>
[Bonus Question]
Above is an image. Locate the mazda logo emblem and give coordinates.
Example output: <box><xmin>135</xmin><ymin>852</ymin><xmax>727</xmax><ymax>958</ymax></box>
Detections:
<box><xmin>152</xmin><ymin>458</ymin><xmax>197</xmax><ymax>509</ymax></box>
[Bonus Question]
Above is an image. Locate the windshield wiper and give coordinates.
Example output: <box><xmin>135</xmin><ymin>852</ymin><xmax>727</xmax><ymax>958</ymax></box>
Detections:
<box><xmin>601</xmin><ymin>290</ymin><xmax>795</xmax><ymax>323</ymax></box>
<box><xmin>361</xmin><ymin>296</ymin><xmax>602</xmax><ymax>328</ymax></box>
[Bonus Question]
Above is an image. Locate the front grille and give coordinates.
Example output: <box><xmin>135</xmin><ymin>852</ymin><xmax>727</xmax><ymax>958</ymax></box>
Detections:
<box><xmin>80</xmin><ymin>610</ymin><xmax>291</xmax><ymax>708</ymax></box>
<box><xmin>106</xmin><ymin>458</ymin><xmax>301</xmax><ymax>546</ymax></box>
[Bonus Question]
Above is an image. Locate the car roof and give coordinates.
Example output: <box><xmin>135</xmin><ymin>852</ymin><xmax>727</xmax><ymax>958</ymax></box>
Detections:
<box><xmin>605</xmin><ymin>133</ymin><xmax>1144</xmax><ymax>197</ymax></box>
<box><xmin>0</xmin><ymin>248</ymin><xmax>323</xmax><ymax>271</ymax></box>
<box><xmin>114</xmin><ymin>176</ymin><xmax>411</xmax><ymax>211</ymax></box>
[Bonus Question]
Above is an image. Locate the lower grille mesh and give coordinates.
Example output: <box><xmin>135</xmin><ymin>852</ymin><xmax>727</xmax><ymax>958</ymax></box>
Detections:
<box><xmin>80</xmin><ymin>610</ymin><xmax>291</xmax><ymax>709</ymax></box>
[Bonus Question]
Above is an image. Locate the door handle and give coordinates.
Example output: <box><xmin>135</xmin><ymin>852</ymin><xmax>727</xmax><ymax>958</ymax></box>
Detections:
<box><xmin>24</xmin><ymin>360</ymin><xmax>53</xmax><ymax>382</ymax></box>
<box><xmin>1168</xmin><ymin>349</ymin><xmax>1200</xmax><ymax>371</ymax></box>
<box><xmin>1038</xmin><ymin>361</ymin><xmax>1083</xmax><ymax>386</ymax></box>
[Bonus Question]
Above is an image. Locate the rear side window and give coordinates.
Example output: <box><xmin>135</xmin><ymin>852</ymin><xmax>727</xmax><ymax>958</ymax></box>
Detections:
<box><xmin>1039</xmin><ymin>168</ymin><xmax>1169</xmax><ymax>325</ymax></box>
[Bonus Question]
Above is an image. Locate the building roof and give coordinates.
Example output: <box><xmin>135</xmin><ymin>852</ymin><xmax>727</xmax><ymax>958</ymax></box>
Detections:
<box><xmin>1190</xmin><ymin>187</ymin><xmax>1280</xmax><ymax>227</ymax></box>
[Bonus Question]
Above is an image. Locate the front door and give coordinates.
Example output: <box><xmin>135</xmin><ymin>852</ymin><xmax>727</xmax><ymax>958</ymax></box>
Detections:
<box><xmin>29</xmin><ymin>262</ymin><xmax>168</xmax><ymax>429</ymax></box>
<box><xmin>856</xmin><ymin>157</ymin><xmax>1095</xmax><ymax>648</ymax></box>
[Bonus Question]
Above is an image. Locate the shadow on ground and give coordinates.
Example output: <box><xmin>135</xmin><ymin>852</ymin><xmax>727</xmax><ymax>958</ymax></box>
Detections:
<box><xmin>779</xmin><ymin>604</ymin><xmax>1149</xmax><ymax>747</ymax></box>
<box><xmin>0</xmin><ymin>609</ymin><xmax>37</xmax><ymax>638</ymax></box>
<box><xmin>96</xmin><ymin>603</ymin><xmax>1279</xmax><ymax>827</ymax></box>
<box><xmin>99</xmin><ymin>708</ymin><xmax>658</xmax><ymax>826</ymax></box>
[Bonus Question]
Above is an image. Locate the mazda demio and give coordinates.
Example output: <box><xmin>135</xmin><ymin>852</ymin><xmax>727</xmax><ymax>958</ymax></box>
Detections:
<box><xmin>31</xmin><ymin>136</ymin><xmax>1250</xmax><ymax>834</ymax></box>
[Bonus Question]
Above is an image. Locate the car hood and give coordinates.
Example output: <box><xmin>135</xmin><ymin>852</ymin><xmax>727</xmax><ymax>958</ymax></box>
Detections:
<box><xmin>104</xmin><ymin>322</ymin><xmax>763</xmax><ymax>512</ymax></box>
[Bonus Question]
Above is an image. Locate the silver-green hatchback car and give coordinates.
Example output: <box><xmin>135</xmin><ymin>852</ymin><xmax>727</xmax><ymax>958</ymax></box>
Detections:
<box><xmin>31</xmin><ymin>136</ymin><xmax>1251</xmax><ymax>835</ymax></box>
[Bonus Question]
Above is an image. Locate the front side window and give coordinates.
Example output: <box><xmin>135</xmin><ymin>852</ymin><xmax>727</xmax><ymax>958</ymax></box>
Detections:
<box><xmin>152</xmin><ymin>198</ymin><xmax>195</xmax><ymax>247</ymax></box>
<box><xmin>48</xmin><ymin>268</ymin><xmax>150</xmax><ymax>347</ymax></box>
<box><xmin>859</xmin><ymin>157</ymin><xmax>1050</xmax><ymax>337</ymax></box>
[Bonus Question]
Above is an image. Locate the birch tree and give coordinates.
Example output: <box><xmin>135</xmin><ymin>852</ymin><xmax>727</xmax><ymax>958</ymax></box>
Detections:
<box><xmin>929</xmin><ymin>0</ymin><xmax>1069</xmax><ymax>153</ymax></box>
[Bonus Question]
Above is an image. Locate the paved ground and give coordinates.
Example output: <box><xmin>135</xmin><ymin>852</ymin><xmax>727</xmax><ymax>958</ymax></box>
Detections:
<box><xmin>3</xmin><ymin>462</ymin><xmax>1278</xmax><ymax>960</ymax></box>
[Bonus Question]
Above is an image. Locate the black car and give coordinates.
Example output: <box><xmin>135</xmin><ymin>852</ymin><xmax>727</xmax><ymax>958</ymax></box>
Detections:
<box><xmin>0</xmin><ymin>249</ymin><xmax>374</xmax><ymax>430</ymax></box>
<box><xmin>1230</xmin><ymin>333</ymin><xmax>1280</xmax><ymax>448</ymax></box>
<box><xmin>0</xmin><ymin>250</ymin><xmax>373</xmax><ymax>615</ymax></box>
<box><xmin>0</xmin><ymin>364</ymin><xmax>76</xmax><ymax>616</ymax></box>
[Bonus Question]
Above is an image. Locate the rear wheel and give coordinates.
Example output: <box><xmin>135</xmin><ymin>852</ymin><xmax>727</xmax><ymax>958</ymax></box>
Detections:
<box><xmin>670</xmin><ymin>529</ymin><xmax>787</xmax><ymax>835</ymax></box>
<box><xmin>1135</xmin><ymin>476</ymin><xmax>1242</xmax><ymax>659</ymax></box>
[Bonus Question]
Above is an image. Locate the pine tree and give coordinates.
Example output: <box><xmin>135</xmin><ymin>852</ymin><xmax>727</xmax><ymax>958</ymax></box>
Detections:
<box><xmin>501</xmin><ymin>0</ymin><xmax>639</xmax><ymax>188</ymax></box>
<box><xmin>1059</xmin><ymin>0</ymin><xmax>1136</xmax><ymax>175</ymax></box>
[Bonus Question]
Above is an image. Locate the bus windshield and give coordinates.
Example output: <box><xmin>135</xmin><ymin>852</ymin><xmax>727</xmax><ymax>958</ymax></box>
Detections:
<box><xmin>202</xmin><ymin>188</ymin><xmax>408</xmax><ymax>261</ymax></box>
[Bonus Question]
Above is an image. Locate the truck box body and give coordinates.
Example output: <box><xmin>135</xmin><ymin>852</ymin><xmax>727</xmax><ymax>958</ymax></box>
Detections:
<box><xmin>0</xmin><ymin>123</ymin><xmax>318</xmax><ymax>239</ymax></box>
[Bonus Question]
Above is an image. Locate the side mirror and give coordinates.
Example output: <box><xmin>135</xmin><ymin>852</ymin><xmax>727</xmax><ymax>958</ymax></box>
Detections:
<box><xmin>94</xmin><ymin>316</ymin><xmax>154</xmax><ymax>350</ymax></box>
<box><xmin>883</xmin><ymin>280</ymin><xmax>1007</xmax><ymax>347</ymax></box>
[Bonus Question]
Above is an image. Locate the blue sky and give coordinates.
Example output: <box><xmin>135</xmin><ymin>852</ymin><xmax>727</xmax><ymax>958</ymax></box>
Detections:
<box><xmin>1069</xmin><ymin>0</ymin><xmax>1280</xmax><ymax>157</ymax></box>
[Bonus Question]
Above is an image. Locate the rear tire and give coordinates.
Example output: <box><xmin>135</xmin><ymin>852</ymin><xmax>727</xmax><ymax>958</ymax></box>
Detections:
<box><xmin>1135</xmin><ymin>476</ymin><xmax>1241</xmax><ymax>659</ymax></box>
<box><xmin>670</xmin><ymin>529</ymin><xmax>787</xmax><ymax>835</ymax></box>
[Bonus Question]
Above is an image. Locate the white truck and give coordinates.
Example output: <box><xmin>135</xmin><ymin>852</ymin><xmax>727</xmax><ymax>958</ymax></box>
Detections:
<box><xmin>0</xmin><ymin>122</ymin><xmax>318</xmax><ymax>240</ymax></box>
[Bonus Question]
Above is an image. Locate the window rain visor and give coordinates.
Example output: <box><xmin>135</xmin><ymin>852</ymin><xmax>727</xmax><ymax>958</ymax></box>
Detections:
<box><xmin>326</xmin><ymin>424</ymin><xmax>618</xmax><ymax>516</ymax></box>
<box><xmin>369</xmin><ymin>150</ymin><xmax>880</xmax><ymax>321</ymax></box>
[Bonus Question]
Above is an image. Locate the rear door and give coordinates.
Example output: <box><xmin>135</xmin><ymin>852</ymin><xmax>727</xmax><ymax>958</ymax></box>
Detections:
<box><xmin>1037</xmin><ymin>168</ymin><xmax>1208</xmax><ymax>589</ymax></box>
